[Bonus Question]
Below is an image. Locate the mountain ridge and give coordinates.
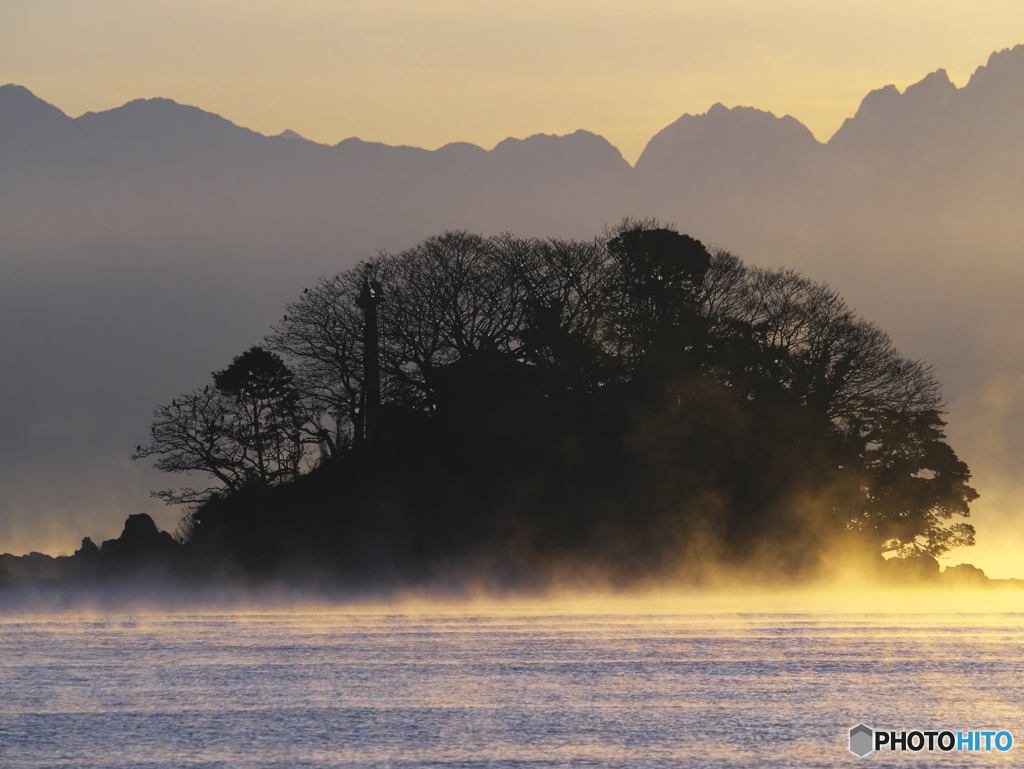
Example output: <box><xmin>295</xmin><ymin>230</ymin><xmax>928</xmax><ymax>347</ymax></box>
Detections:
<box><xmin>7</xmin><ymin>43</ymin><xmax>1024</xmax><ymax>169</ymax></box>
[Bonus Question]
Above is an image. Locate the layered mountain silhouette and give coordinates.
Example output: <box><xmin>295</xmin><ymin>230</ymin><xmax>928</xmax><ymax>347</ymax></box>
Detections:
<box><xmin>3</xmin><ymin>46</ymin><xmax>1024</xmax><ymax>566</ymax></box>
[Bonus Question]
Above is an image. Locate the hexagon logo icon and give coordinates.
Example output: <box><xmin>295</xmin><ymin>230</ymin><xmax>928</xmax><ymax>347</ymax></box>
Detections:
<box><xmin>850</xmin><ymin>724</ymin><xmax>874</xmax><ymax>757</ymax></box>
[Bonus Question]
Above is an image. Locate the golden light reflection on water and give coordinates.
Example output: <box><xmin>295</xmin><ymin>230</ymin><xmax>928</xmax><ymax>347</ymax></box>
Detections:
<box><xmin>3</xmin><ymin>590</ymin><xmax>1024</xmax><ymax>766</ymax></box>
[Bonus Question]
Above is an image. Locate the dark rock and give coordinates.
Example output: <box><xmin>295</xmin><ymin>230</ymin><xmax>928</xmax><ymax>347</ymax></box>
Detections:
<box><xmin>73</xmin><ymin>537</ymin><xmax>100</xmax><ymax>560</ymax></box>
<box><xmin>0</xmin><ymin>551</ymin><xmax>62</xmax><ymax>584</ymax></box>
<box><xmin>943</xmin><ymin>562</ymin><xmax>988</xmax><ymax>585</ymax></box>
<box><xmin>96</xmin><ymin>514</ymin><xmax>180</xmax><ymax>577</ymax></box>
<box><xmin>119</xmin><ymin>513</ymin><xmax>164</xmax><ymax>545</ymax></box>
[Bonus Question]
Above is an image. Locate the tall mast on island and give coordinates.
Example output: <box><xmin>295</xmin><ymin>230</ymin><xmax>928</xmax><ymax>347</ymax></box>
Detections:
<box><xmin>356</xmin><ymin>273</ymin><xmax>383</xmax><ymax>446</ymax></box>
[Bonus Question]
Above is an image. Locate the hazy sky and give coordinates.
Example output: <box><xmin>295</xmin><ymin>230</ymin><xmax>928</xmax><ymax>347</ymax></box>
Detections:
<box><xmin>4</xmin><ymin>0</ymin><xmax>1024</xmax><ymax>162</ymax></box>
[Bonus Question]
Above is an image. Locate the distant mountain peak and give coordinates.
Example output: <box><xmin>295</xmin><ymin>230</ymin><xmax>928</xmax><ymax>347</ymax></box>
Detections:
<box><xmin>80</xmin><ymin>96</ymin><xmax>213</xmax><ymax>120</ymax></box>
<box><xmin>492</xmin><ymin>128</ymin><xmax>612</xmax><ymax>149</ymax></box>
<box><xmin>275</xmin><ymin>129</ymin><xmax>308</xmax><ymax>141</ymax></box>
<box><xmin>904</xmin><ymin>68</ymin><xmax>956</xmax><ymax>97</ymax></box>
<box><xmin>703</xmin><ymin>102</ymin><xmax>784</xmax><ymax>122</ymax></box>
<box><xmin>490</xmin><ymin>129</ymin><xmax>629</xmax><ymax>170</ymax></box>
<box><xmin>635</xmin><ymin>103</ymin><xmax>819</xmax><ymax>176</ymax></box>
<box><xmin>125</xmin><ymin>96</ymin><xmax>181</xmax><ymax>108</ymax></box>
<box><xmin>74</xmin><ymin>96</ymin><xmax>263</xmax><ymax>145</ymax></box>
<box><xmin>334</xmin><ymin>136</ymin><xmax>429</xmax><ymax>153</ymax></box>
<box><xmin>844</xmin><ymin>70</ymin><xmax>958</xmax><ymax>122</ymax></box>
<box><xmin>646</xmin><ymin>103</ymin><xmax>814</xmax><ymax>134</ymax></box>
<box><xmin>829</xmin><ymin>48</ymin><xmax>1024</xmax><ymax>152</ymax></box>
<box><xmin>434</xmin><ymin>141</ymin><xmax>487</xmax><ymax>157</ymax></box>
<box><xmin>965</xmin><ymin>43</ymin><xmax>1024</xmax><ymax>96</ymax></box>
<box><xmin>978</xmin><ymin>43</ymin><xmax>1024</xmax><ymax>76</ymax></box>
<box><xmin>851</xmin><ymin>84</ymin><xmax>901</xmax><ymax>116</ymax></box>
<box><xmin>0</xmin><ymin>84</ymin><xmax>70</xmax><ymax>124</ymax></box>
<box><xmin>0</xmin><ymin>83</ymin><xmax>44</xmax><ymax>101</ymax></box>
<box><xmin>828</xmin><ymin>76</ymin><xmax>942</xmax><ymax>150</ymax></box>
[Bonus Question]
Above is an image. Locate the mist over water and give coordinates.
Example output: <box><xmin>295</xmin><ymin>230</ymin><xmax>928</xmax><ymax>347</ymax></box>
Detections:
<box><xmin>2</xmin><ymin>590</ymin><xmax>1023</xmax><ymax>767</ymax></box>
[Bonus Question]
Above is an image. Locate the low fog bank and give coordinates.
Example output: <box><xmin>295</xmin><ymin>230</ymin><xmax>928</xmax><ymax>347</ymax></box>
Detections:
<box><xmin>0</xmin><ymin>509</ymin><xmax>1008</xmax><ymax>612</ymax></box>
<box><xmin>0</xmin><ymin>540</ymin><xmax>1018</xmax><ymax>618</ymax></box>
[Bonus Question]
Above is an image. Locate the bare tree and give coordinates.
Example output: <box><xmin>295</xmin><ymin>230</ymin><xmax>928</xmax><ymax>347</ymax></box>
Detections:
<box><xmin>267</xmin><ymin>273</ymin><xmax>367</xmax><ymax>457</ymax></box>
<box><xmin>133</xmin><ymin>347</ymin><xmax>306</xmax><ymax>505</ymax></box>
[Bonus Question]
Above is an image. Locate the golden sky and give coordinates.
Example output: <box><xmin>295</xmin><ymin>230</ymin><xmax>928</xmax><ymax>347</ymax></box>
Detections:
<box><xmin>3</xmin><ymin>0</ymin><xmax>1024</xmax><ymax>163</ymax></box>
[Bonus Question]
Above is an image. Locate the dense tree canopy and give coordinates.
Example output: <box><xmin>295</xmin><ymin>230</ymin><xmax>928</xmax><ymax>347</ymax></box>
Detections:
<box><xmin>138</xmin><ymin>223</ymin><xmax>977</xmax><ymax>578</ymax></box>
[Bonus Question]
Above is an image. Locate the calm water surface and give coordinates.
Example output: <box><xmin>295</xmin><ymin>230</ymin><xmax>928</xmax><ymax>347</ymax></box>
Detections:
<box><xmin>2</xmin><ymin>597</ymin><xmax>1023</xmax><ymax>767</ymax></box>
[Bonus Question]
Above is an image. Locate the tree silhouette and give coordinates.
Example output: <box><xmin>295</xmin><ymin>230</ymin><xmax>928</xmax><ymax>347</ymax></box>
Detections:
<box><xmin>212</xmin><ymin>346</ymin><xmax>304</xmax><ymax>485</ymax></box>
<box><xmin>266</xmin><ymin>273</ymin><xmax>367</xmax><ymax>457</ymax></box>
<box><xmin>134</xmin><ymin>346</ymin><xmax>305</xmax><ymax>505</ymax></box>
<box><xmin>160</xmin><ymin>224</ymin><xmax>977</xmax><ymax>572</ymax></box>
<box><xmin>604</xmin><ymin>227</ymin><xmax>712</xmax><ymax>369</ymax></box>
